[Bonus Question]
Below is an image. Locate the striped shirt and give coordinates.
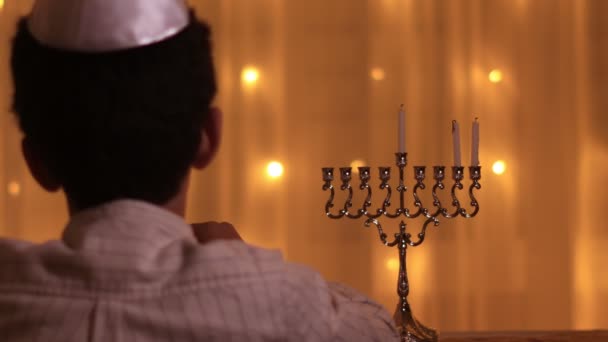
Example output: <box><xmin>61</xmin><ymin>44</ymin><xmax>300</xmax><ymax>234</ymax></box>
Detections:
<box><xmin>0</xmin><ymin>200</ymin><xmax>399</xmax><ymax>341</ymax></box>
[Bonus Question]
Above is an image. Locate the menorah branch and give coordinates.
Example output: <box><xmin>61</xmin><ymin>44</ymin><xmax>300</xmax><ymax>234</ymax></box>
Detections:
<box><xmin>321</xmin><ymin>153</ymin><xmax>482</xmax><ymax>342</ymax></box>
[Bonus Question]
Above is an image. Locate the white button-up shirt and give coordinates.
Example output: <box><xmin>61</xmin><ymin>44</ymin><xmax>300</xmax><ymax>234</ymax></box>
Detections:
<box><xmin>0</xmin><ymin>200</ymin><xmax>398</xmax><ymax>341</ymax></box>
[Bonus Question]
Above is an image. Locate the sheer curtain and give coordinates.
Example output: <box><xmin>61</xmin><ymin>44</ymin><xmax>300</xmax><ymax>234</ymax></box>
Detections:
<box><xmin>0</xmin><ymin>0</ymin><xmax>606</xmax><ymax>332</ymax></box>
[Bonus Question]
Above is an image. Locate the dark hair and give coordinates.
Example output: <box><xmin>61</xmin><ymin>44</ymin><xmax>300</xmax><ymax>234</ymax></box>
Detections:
<box><xmin>10</xmin><ymin>14</ymin><xmax>217</xmax><ymax>209</ymax></box>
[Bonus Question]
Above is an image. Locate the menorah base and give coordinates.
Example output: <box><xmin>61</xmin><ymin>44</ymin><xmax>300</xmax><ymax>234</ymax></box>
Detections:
<box><xmin>394</xmin><ymin>306</ymin><xmax>438</xmax><ymax>342</ymax></box>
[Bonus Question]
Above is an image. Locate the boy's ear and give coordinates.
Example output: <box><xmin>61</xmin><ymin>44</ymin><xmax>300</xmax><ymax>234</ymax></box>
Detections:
<box><xmin>192</xmin><ymin>107</ymin><xmax>222</xmax><ymax>169</ymax></box>
<box><xmin>21</xmin><ymin>138</ymin><xmax>61</xmax><ymax>192</ymax></box>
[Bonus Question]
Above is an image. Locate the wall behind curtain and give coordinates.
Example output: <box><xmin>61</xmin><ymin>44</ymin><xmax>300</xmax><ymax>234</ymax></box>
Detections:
<box><xmin>0</xmin><ymin>0</ymin><xmax>606</xmax><ymax>332</ymax></box>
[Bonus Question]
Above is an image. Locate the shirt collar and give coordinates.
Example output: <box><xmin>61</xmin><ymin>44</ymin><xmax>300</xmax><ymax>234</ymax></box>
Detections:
<box><xmin>62</xmin><ymin>199</ymin><xmax>196</xmax><ymax>250</ymax></box>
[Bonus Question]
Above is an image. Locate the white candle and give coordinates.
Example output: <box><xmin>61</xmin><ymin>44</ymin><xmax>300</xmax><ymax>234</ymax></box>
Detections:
<box><xmin>471</xmin><ymin>118</ymin><xmax>480</xmax><ymax>166</ymax></box>
<box><xmin>398</xmin><ymin>105</ymin><xmax>405</xmax><ymax>153</ymax></box>
<box><xmin>452</xmin><ymin>120</ymin><xmax>462</xmax><ymax>166</ymax></box>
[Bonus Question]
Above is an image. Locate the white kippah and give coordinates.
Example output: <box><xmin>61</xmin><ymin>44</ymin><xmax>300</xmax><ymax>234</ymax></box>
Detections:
<box><xmin>27</xmin><ymin>0</ymin><xmax>190</xmax><ymax>52</ymax></box>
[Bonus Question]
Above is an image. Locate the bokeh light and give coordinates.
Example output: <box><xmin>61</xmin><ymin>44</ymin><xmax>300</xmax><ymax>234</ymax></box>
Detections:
<box><xmin>492</xmin><ymin>160</ymin><xmax>507</xmax><ymax>175</ymax></box>
<box><xmin>386</xmin><ymin>257</ymin><xmax>399</xmax><ymax>272</ymax></box>
<box><xmin>370</xmin><ymin>68</ymin><xmax>385</xmax><ymax>81</ymax></box>
<box><xmin>350</xmin><ymin>159</ymin><xmax>367</xmax><ymax>173</ymax></box>
<box><xmin>266</xmin><ymin>161</ymin><xmax>284</xmax><ymax>179</ymax></box>
<box><xmin>241</xmin><ymin>67</ymin><xmax>260</xmax><ymax>85</ymax></box>
<box><xmin>7</xmin><ymin>181</ymin><xmax>20</xmax><ymax>197</ymax></box>
<box><xmin>488</xmin><ymin>69</ymin><xmax>503</xmax><ymax>83</ymax></box>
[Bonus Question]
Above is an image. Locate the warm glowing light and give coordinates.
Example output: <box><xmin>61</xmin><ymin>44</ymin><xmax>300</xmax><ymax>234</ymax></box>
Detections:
<box><xmin>488</xmin><ymin>69</ymin><xmax>503</xmax><ymax>83</ymax></box>
<box><xmin>386</xmin><ymin>258</ymin><xmax>399</xmax><ymax>272</ymax></box>
<box><xmin>266</xmin><ymin>161</ymin><xmax>284</xmax><ymax>179</ymax></box>
<box><xmin>0</xmin><ymin>0</ymin><xmax>4</xmax><ymax>11</ymax></box>
<box><xmin>350</xmin><ymin>159</ymin><xmax>366</xmax><ymax>173</ymax></box>
<box><xmin>7</xmin><ymin>181</ymin><xmax>20</xmax><ymax>196</ymax></box>
<box><xmin>241</xmin><ymin>67</ymin><xmax>260</xmax><ymax>85</ymax></box>
<box><xmin>492</xmin><ymin>160</ymin><xmax>507</xmax><ymax>175</ymax></box>
<box><xmin>370</xmin><ymin>68</ymin><xmax>385</xmax><ymax>81</ymax></box>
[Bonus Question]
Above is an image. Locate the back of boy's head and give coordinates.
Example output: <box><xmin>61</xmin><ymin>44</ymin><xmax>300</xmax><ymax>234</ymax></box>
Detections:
<box><xmin>10</xmin><ymin>13</ymin><xmax>217</xmax><ymax>210</ymax></box>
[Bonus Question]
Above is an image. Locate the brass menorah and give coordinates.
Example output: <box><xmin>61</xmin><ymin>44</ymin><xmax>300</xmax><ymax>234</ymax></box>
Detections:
<box><xmin>321</xmin><ymin>152</ymin><xmax>481</xmax><ymax>341</ymax></box>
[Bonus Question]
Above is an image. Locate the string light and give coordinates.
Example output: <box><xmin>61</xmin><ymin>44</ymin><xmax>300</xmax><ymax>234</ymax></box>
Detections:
<box><xmin>350</xmin><ymin>159</ymin><xmax>366</xmax><ymax>173</ymax></box>
<box><xmin>266</xmin><ymin>161</ymin><xmax>284</xmax><ymax>179</ymax></box>
<box><xmin>492</xmin><ymin>160</ymin><xmax>506</xmax><ymax>175</ymax></box>
<box><xmin>386</xmin><ymin>258</ymin><xmax>399</xmax><ymax>271</ymax></box>
<box><xmin>7</xmin><ymin>181</ymin><xmax>20</xmax><ymax>196</ymax></box>
<box><xmin>370</xmin><ymin>68</ymin><xmax>385</xmax><ymax>81</ymax></box>
<box><xmin>488</xmin><ymin>69</ymin><xmax>503</xmax><ymax>83</ymax></box>
<box><xmin>241</xmin><ymin>67</ymin><xmax>260</xmax><ymax>85</ymax></box>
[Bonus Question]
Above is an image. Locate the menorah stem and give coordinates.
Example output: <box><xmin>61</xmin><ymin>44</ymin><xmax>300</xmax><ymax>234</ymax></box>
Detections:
<box><xmin>394</xmin><ymin>222</ymin><xmax>438</xmax><ymax>342</ymax></box>
<box><xmin>397</xmin><ymin>222</ymin><xmax>410</xmax><ymax>317</ymax></box>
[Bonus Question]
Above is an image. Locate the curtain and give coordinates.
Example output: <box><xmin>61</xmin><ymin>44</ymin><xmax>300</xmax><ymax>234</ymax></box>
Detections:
<box><xmin>0</xmin><ymin>0</ymin><xmax>606</xmax><ymax>331</ymax></box>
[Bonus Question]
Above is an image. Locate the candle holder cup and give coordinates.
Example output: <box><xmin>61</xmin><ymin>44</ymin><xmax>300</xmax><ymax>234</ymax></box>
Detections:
<box><xmin>321</xmin><ymin>153</ymin><xmax>481</xmax><ymax>342</ymax></box>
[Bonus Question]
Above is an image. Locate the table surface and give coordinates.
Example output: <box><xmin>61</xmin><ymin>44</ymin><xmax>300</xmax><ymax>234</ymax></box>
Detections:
<box><xmin>441</xmin><ymin>330</ymin><xmax>608</xmax><ymax>341</ymax></box>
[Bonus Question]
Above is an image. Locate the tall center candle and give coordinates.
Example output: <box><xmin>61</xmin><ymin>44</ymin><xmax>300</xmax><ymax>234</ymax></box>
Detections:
<box><xmin>398</xmin><ymin>105</ymin><xmax>406</xmax><ymax>153</ymax></box>
<box><xmin>452</xmin><ymin>120</ymin><xmax>462</xmax><ymax>167</ymax></box>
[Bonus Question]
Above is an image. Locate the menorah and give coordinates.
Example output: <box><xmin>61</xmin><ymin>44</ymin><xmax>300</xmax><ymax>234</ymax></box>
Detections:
<box><xmin>321</xmin><ymin>152</ymin><xmax>481</xmax><ymax>342</ymax></box>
